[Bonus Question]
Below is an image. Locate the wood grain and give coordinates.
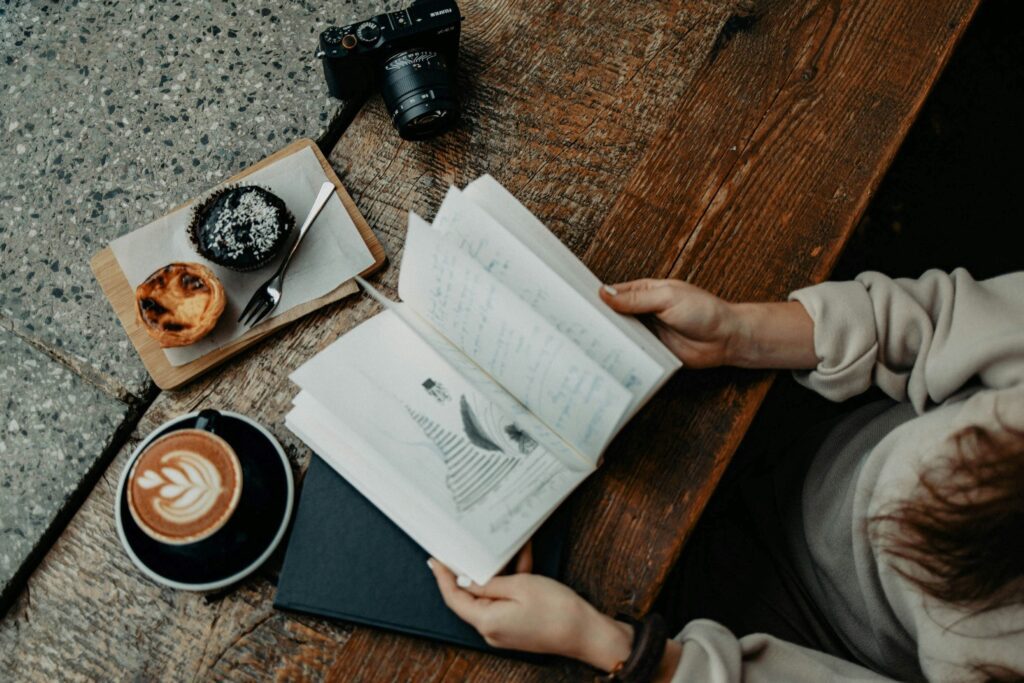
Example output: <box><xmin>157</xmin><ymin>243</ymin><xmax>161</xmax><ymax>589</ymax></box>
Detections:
<box><xmin>1</xmin><ymin>0</ymin><xmax>979</xmax><ymax>680</ymax></box>
<box><xmin>89</xmin><ymin>138</ymin><xmax>387</xmax><ymax>390</ymax></box>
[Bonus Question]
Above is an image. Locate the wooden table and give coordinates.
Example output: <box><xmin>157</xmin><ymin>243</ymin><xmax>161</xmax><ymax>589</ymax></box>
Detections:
<box><xmin>0</xmin><ymin>0</ymin><xmax>979</xmax><ymax>679</ymax></box>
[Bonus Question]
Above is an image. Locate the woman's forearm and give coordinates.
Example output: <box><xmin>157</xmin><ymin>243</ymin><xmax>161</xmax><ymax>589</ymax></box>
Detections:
<box><xmin>728</xmin><ymin>301</ymin><xmax>817</xmax><ymax>370</ymax></box>
<box><xmin>573</xmin><ymin>610</ymin><xmax>633</xmax><ymax>671</ymax></box>
<box><xmin>577</xmin><ymin>614</ymin><xmax>683</xmax><ymax>681</ymax></box>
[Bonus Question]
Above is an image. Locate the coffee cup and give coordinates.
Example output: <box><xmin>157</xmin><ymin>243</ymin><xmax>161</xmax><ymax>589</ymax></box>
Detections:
<box><xmin>127</xmin><ymin>409</ymin><xmax>243</xmax><ymax>545</ymax></box>
<box><xmin>116</xmin><ymin>409</ymin><xmax>293</xmax><ymax>591</ymax></box>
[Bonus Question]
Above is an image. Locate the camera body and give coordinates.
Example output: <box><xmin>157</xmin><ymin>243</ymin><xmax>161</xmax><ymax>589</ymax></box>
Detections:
<box><xmin>317</xmin><ymin>0</ymin><xmax>463</xmax><ymax>140</ymax></box>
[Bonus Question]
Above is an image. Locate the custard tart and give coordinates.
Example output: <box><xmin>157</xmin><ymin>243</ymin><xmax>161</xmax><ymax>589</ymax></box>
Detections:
<box><xmin>135</xmin><ymin>262</ymin><xmax>226</xmax><ymax>347</ymax></box>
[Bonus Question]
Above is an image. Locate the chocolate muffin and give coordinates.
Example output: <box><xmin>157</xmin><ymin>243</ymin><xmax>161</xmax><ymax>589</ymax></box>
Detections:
<box><xmin>187</xmin><ymin>185</ymin><xmax>294</xmax><ymax>271</ymax></box>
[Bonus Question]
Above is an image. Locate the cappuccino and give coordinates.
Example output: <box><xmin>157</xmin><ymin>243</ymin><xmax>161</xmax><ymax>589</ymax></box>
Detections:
<box><xmin>127</xmin><ymin>429</ymin><xmax>242</xmax><ymax>544</ymax></box>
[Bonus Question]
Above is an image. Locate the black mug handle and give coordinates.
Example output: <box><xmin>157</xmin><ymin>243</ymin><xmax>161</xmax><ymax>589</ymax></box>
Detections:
<box><xmin>194</xmin><ymin>409</ymin><xmax>220</xmax><ymax>434</ymax></box>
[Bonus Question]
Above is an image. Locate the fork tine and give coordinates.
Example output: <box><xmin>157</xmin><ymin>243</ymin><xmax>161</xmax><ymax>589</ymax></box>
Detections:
<box><xmin>245</xmin><ymin>301</ymin><xmax>271</xmax><ymax>327</ymax></box>
<box><xmin>247</xmin><ymin>300</ymin><xmax>277</xmax><ymax>327</ymax></box>
<box><xmin>240</xmin><ymin>299</ymin><xmax>266</xmax><ymax>327</ymax></box>
<box><xmin>238</xmin><ymin>292</ymin><xmax>266</xmax><ymax>324</ymax></box>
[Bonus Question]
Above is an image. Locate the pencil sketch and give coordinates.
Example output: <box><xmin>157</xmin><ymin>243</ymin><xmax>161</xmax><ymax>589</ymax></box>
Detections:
<box><xmin>504</xmin><ymin>423</ymin><xmax>538</xmax><ymax>454</ymax></box>
<box><xmin>406</xmin><ymin>401</ymin><xmax>519</xmax><ymax>513</ymax></box>
<box><xmin>460</xmin><ymin>395</ymin><xmax>503</xmax><ymax>452</ymax></box>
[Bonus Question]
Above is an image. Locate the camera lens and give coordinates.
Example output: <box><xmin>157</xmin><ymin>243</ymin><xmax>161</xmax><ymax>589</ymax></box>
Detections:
<box><xmin>378</xmin><ymin>48</ymin><xmax>459</xmax><ymax>141</ymax></box>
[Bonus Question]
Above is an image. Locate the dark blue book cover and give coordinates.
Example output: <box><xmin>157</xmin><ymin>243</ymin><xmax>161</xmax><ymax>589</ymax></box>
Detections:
<box><xmin>274</xmin><ymin>454</ymin><xmax>567</xmax><ymax>652</ymax></box>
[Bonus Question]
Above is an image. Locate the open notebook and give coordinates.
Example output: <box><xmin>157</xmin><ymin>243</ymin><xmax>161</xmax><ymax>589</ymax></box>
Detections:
<box><xmin>285</xmin><ymin>175</ymin><xmax>681</xmax><ymax>584</ymax></box>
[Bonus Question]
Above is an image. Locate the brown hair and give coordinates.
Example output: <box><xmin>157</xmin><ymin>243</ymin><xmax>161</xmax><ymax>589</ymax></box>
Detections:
<box><xmin>871</xmin><ymin>421</ymin><xmax>1024</xmax><ymax>681</ymax></box>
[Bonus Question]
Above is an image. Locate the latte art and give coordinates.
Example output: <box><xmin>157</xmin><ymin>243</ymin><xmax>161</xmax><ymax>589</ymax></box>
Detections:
<box><xmin>127</xmin><ymin>429</ymin><xmax>242</xmax><ymax>545</ymax></box>
<box><xmin>136</xmin><ymin>450</ymin><xmax>226</xmax><ymax>525</ymax></box>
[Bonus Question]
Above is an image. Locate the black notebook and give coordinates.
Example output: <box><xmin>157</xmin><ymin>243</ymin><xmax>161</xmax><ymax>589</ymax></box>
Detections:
<box><xmin>274</xmin><ymin>454</ymin><xmax>567</xmax><ymax>652</ymax></box>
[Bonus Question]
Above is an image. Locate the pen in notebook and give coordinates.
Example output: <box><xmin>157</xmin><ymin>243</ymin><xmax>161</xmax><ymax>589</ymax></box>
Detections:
<box><xmin>354</xmin><ymin>275</ymin><xmax>395</xmax><ymax>310</ymax></box>
<box><xmin>355</xmin><ymin>275</ymin><xmax>456</xmax><ymax>355</ymax></box>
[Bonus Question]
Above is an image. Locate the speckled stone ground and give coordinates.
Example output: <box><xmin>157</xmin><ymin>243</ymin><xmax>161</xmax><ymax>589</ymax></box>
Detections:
<box><xmin>0</xmin><ymin>0</ymin><xmax>395</xmax><ymax>609</ymax></box>
<box><xmin>0</xmin><ymin>0</ymin><xmax>396</xmax><ymax>400</ymax></box>
<box><xmin>0</xmin><ymin>330</ymin><xmax>132</xmax><ymax>606</ymax></box>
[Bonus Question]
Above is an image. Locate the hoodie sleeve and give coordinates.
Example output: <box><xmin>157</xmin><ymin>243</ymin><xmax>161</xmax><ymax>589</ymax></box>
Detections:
<box><xmin>667</xmin><ymin>620</ymin><xmax>894</xmax><ymax>683</ymax></box>
<box><xmin>788</xmin><ymin>269</ymin><xmax>1024</xmax><ymax>411</ymax></box>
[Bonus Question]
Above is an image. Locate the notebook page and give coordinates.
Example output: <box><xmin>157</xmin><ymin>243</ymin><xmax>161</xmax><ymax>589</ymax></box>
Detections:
<box><xmin>286</xmin><ymin>396</ymin><xmax>495</xmax><ymax>582</ymax></box>
<box><xmin>463</xmin><ymin>175</ymin><xmax>682</xmax><ymax>381</ymax></box>
<box><xmin>432</xmin><ymin>186</ymin><xmax>666</xmax><ymax>416</ymax></box>
<box><xmin>357</xmin><ymin>277</ymin><xmax>589</xmax><ymax>471</ymax></box>
<box><xmin>398</xmin><ymin>212</ymin><xmax>632</xmax><ymax>462</ymax></box>
<box><xmin>289</xmin><ymin>401</ymin><xmax>576</xmax><ymax>585</ymax></box>
<box><xmin>288</xmin><ymin>311</ymin><xmax>590</xmax><ymax>583</ymax></box>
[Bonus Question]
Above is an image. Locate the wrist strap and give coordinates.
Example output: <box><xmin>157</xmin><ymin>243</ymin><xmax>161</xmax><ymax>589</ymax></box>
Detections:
<box><xmin>597</xmin><ymin>613</ymin><xmax>668</xmax><ymax>683</ymax></box>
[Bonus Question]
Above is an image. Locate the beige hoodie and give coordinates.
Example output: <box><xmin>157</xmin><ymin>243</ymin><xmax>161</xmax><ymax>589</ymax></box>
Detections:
<box><xmin>669</xmin><ymin>269</ymin><xmax>1024</xmax><ymax>682</ymax></box>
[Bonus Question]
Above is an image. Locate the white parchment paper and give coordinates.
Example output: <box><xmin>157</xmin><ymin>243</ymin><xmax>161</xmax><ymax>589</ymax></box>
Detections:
<box><xmin>109</xmin><ymin>145</ymin><xmax>375</xmax><ymax>366</ymax></box>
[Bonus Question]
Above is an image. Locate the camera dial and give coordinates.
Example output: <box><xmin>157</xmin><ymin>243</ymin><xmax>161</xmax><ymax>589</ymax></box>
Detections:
<box><xmin>356</xmin><ymin>22</ymin><xmax>381</xmax><ymax>43</ymax></box>
<box><xmin>322</xmin><ymin>26</ymin><xmax>346</xmax><ymax>45</ymax></box>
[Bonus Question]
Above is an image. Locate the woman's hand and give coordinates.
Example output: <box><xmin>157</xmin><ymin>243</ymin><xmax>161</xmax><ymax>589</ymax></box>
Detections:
<box><xmin>599</xmin><ymin>278</ymin><xmax>818</xmax><ymax>370</ymax></box>
<box><xmin>428</xmin><ymin>556</ymin><xmax>633</xmax><ymax>671</ymax></box>
<box><xmin>599</xmin><ymin>279</ymin><xmax>742</xmax><ymax>368</ymax></box>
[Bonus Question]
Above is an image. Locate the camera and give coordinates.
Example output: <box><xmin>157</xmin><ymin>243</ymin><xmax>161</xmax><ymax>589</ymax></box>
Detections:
<box><xmin>316</xmin><ymin>0</ymin><xmax>463</xmax><ymax>141</ymax></box>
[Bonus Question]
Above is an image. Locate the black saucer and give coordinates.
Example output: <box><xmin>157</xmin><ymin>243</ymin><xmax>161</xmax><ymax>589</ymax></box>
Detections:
<box><xmin>115</xmin><ymin>410</ymin><xmax>294</xmax><ymax>591</ymax></box>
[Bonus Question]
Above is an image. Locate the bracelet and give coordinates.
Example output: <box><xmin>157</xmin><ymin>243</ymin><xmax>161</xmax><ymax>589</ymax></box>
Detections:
<box><xmin>596</xmin><ymin>613</ymin><xmax>668</xmax><ymax>683</ymax></box>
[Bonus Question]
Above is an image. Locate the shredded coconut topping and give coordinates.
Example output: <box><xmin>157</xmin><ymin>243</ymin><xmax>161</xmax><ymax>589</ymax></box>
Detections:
<box><xmin>205</xmin><ymin>189</ymin><xmax>284</xmax><ymax>259</ymax></box>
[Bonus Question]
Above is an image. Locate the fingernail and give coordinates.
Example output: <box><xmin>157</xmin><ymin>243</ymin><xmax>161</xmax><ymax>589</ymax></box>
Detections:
<box><xmin>603</xmin><ymin>284</ymin><xmax>618</xmax><ymax>296</ymax></box>
<box><xmin>456</xmin><ymin>575</ymin><xmax>472</xmax><ymax>588</ymax></box>
<box><xmin>426</xmin><ymin>559</ymin><xmax>435</xmax><ymax>570</ymax></box>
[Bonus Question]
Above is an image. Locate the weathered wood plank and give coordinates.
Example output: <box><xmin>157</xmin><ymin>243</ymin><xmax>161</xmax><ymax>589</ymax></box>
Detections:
<box><xmin>0</xmin><ymin>0</ymin><xmax>978</xmax><ymax>680</ymax></box>
<box><xmin>565</xmin><ymin>0</ymin><xmax>981</xmax><ymax>611</ymax></box>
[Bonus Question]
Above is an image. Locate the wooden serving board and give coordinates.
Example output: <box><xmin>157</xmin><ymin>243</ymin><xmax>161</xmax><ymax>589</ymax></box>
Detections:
<box><xmin>90</xmin><ymin>138</ymin><xmax>386</xmax><ymax>390</ymax></box>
